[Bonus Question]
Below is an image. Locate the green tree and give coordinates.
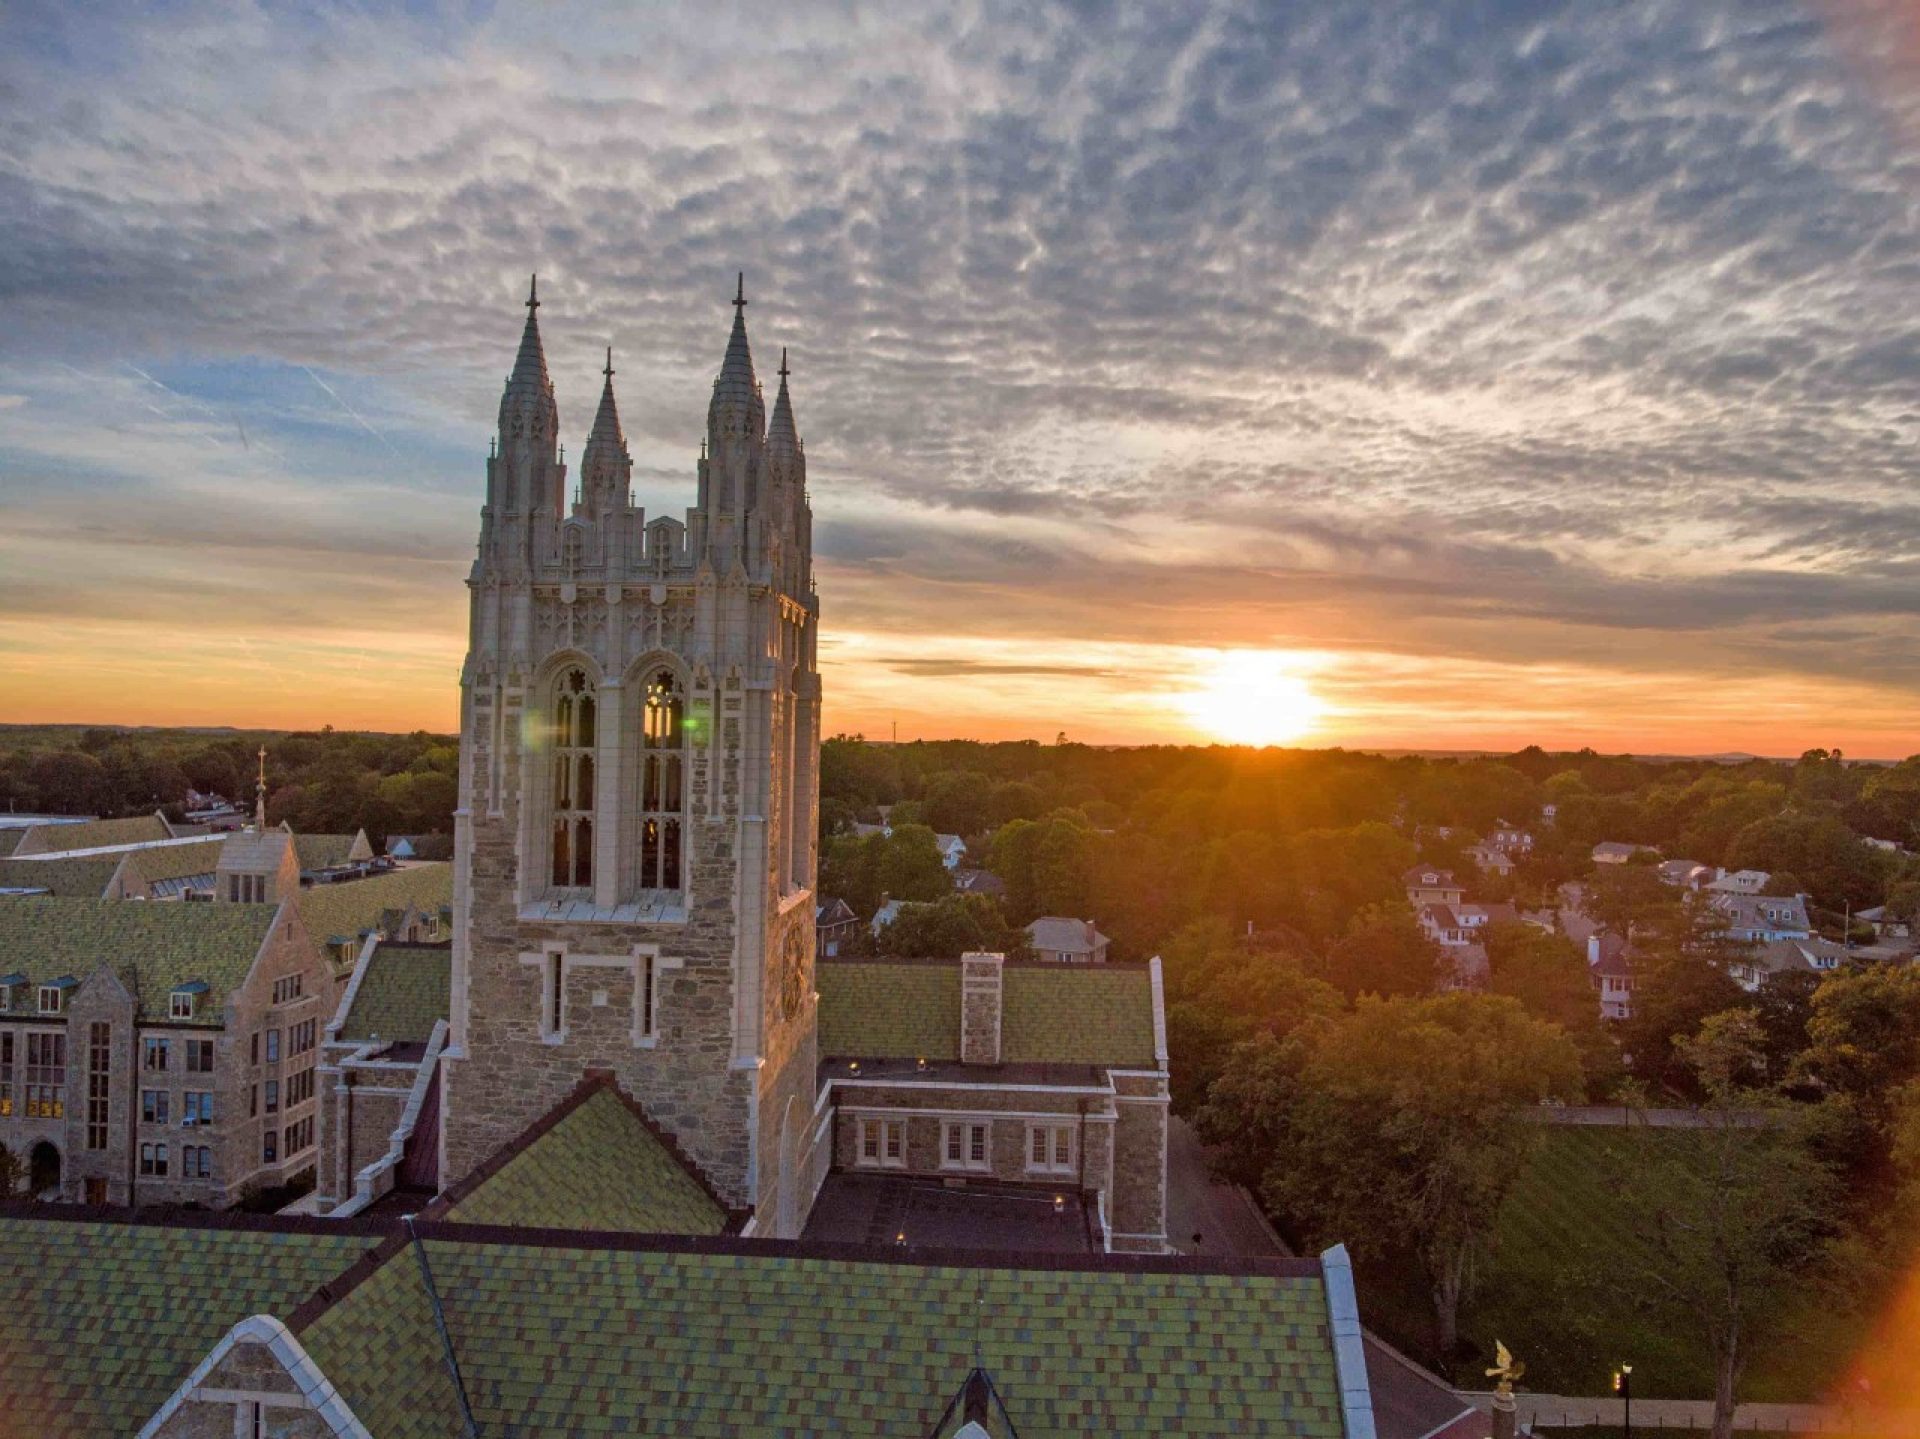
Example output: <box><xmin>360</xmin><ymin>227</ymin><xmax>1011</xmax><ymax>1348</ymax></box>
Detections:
<box><xmin>1482</xmin><ymin>920</ymin><xmax>1609</xmax><ymax>1087</ymax></box>
<box><xmin>1319</xmin><ymin>904</ymin><xmax>1445</xmax><ymax>999</ymax></box>
<box><xmin>875</xmin><ymin>894</ymin><xmax>1029</xmax><ymax>960</ymax></box>
<box><xmin>1205</xmin><ymin>993</ymin><xmax>1582</xmax><ymax>1354</ymax></box>
<box><xmin>874</xmin><ymin>823</ymin><xmax>952</xmax><ymax>904</ymax></box>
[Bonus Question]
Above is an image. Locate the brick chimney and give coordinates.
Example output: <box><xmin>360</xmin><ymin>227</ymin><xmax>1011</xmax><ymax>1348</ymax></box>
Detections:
<box><xmin>960</xmin><ymin>952</ymin><xmax>1004</xmax><ymax>1065</ymax></box>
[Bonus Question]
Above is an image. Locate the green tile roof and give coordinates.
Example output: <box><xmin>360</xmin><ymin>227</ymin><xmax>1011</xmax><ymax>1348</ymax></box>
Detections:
<box><xmin>0</xmin><ymin>856</ymin><xmax>120</xmax><ymax>897</ymax></box>
<box><xmin>339</xmin><ymin>942</ymin><xmax>450</xmax><ymax>1045</ymax></box>
<box><xmin>306</xmin><ymin>1240</ymin><xmax>1342</xmax><ymax>1439</ymax></box>
<box><xmin>0</xmin><ymin>830</ymin><xmax>22</xmax><ymax>857</ymax></box>
<box><xmin>817</xmin><ymin>960</ymin><xmax>1159</xmax><ymax>1067</ymax></box>
<box><xmin>0</xmin><ymin>898</ymin><xmax>278</xmax><ymax>1021</ymax></box>
<box><xmin>441</xmin><ymin>1088</ymin><xmax>730</xmax><ymax>1236</ymax></box>
<box><xmin>294</xmin><ymin>863</ymin><xmax>451</xmax><ymax>946</ymax></box>
<box><xmin>295</xmin><ymin>832</ymin><xmax>365</xmax><ymax>870</ymax></box>
<box><xmin>16</xmin><ymin>814</ymin><xmax>169</xmax><ymax>854</ymax></box>
<box><xmin>122</xmin><ymin>837</ymin><xmax>226</xmax><ymax>885</ymax></box>
<box><xmin>0</xmin><ymin>1218</ymin><xmax>369</xmax><ymax>1439</ymax></box>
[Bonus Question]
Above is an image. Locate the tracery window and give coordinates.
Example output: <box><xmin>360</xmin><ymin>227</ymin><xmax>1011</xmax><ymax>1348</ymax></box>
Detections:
<box><xmin>549</xmin><ymin>667</ymin><xmax>596</xmax><ymax>891</ymax></box>
<box><xmin>638</xmin><ymin>668</ymin><xmax>685</xmax><ymax>893</ymax></box>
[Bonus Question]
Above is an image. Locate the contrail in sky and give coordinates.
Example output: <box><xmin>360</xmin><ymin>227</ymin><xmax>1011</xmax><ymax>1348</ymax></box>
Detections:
<box><xmin>302</xmin><ymin>364</ymin><xmax>397</xmax><ymax>454</ymax></box>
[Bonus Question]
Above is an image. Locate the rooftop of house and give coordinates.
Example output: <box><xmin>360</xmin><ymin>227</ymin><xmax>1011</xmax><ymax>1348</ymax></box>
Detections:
<box><xmin>1025</xmin><ymin>915</ymin><xmax>1108</xmax><ymax>955</ymax></box>
<box><xmin>0</xmin><ymin>897</ymin><xmax>279</xmax><ymax>1021</ymax></box>
<box><xmin>815</xmin><ymin>895</ymin><xmax>857</xmax><ymax>925</ymax></box>
<box><xmin>336</xmin><ymin>941</ymin><xmax>450</xmax><ymax>1046</ymax></box>
<box><xmin>1402</xmin><ymin>866</ymin><xmax>1460</xmax><ymax>887</ymax></box>
<box><xmin>429</xmin><ymin>1079</ymin><xmax>736</xmax><ymax>1236</ymax></box>
<box><xmin>1745</xmin><ymin>936</ymin><xmax>1850</xmax><ymax>975</ymax></box>
<box><xmin>1711</xmin><ymin>891</ymin><xmax>1811</xmax><ymax>931</ymax></box>
<box><xmin>954</xmin><ymin>868</ymin><xmax>1008</xmax><ymax>896</ymax></box>
<box><xmin>803</xmin><ymin>1172</ymin><xmax>1097</xmax><ymax>1252</ymax></box>
<box><xmin>1591</xmin><ymin>841</ymin><xmax>1644</xmax><ymax>860</ymax></box>
<box><xmin>817</xmin><ymin>955</ymin><xmax>1160</xmax><ymax>1069</ymax></box>
<box><xmin>293</xmin><ymin>861</ymin><xmax>452</xmax><ymax>946</ymax></box>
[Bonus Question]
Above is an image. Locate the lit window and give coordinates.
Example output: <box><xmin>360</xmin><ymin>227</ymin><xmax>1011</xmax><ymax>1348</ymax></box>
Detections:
<box><xmin>638</xmin><ymin>668</ymin><xmax>686</xmax><ymax>893</ymax></box>
<box><xmin>857</xmin><ymin>1117</ymin><xmax>906</xmax><ymax>1169</ymax></box>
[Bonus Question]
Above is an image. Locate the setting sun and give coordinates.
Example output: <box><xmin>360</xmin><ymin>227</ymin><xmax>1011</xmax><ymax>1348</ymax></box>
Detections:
<box><xmin>1180</xmin><ymin>650</ymin><xmax>1326</xmax><ymax>746</ymax></box>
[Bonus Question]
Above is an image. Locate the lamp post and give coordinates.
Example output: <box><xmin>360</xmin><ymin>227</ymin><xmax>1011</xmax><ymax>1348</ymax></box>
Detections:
<box><xmin>1612</xmin><ymin>1363</ymin><xmax>1632</xmax><ymax>1439</ymax></box>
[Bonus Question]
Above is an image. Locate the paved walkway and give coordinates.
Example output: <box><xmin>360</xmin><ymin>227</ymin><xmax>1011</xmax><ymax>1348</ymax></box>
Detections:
<box><xmin>1522</xmin><ymin>1104</ymin><xmax>1778</xmax><ymax>1128</ymax></box>
<box><xmin>1461</xmin><ymin>1390</ymin><xmax>1907</xmax><ymax>1434</ymax></box>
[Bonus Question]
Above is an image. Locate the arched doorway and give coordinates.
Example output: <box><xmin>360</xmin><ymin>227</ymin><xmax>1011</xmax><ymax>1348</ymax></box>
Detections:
<box><xmin>775</xmin><ymin>1097</ymin><xmax>801</xmax><ymax>1240</ymax></box>
<box><xmin>28</xmin><ymin>1141</ymin><xmax>60</xmax><ymax>1198</ymax></box>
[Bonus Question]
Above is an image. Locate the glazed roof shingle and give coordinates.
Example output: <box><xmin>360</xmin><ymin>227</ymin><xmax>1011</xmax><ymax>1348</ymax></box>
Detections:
<box><xmin>437</xmin><ymin>1086</ymin><xmax>730</xmax><ymax>1236</ymax></box>
<box><xmin>339</xmin><ymin>942</ymin><xmax>450</xmax><ymax>1045</ymax></box>
<box><xmin>817</xmin><ymin>959</ymin><xmax>1159</xmax><ymax>1068</ymax></box>
<box><xmin>0</xmin><ymin>1216</ymin><xmax>370</xmax><ymax>1439</ymax></box>
<box><xmin>294</xmin><ymin>863</ymin><xmax>452</xmax><ymax>946</ymax></box>
<box><xmin>0</xmin><ymin>898</ymin><xmax>277</xmax><ymax>1020</ymax></box>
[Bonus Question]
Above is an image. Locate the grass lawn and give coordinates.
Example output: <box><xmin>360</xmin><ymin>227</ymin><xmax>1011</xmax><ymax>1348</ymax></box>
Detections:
<box><xmin>1354</xmin><ymin>1126</ymin><xmax>1875</xmax><ymax>1402</ymax></box>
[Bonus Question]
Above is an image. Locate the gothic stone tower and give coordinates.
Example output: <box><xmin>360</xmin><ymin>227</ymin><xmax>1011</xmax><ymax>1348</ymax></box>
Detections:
<box><xmin>443</xmin><ymin>276</ymin><xmax>822</xmax><ymax>1236</ymax></box>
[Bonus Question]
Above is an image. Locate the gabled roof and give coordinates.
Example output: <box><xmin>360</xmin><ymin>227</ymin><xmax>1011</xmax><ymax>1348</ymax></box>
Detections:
<box><xmin>293</xmin><ymin>831</ymin><xmax>371</xmax><ymax>870</ymax></box>
<box><xmin>338</xmin><ymin>942</ymin><xmax>450</xmax><ymax>1045</ymax></box>
<box><xmin>10</xmin><ymin>813</ymin><xmax>169</xmax><ymax>856</ymax></box>
<box><xmin>0</xmin><ymin>1213</ymin><xmax>372</xmax><ymax>1438</ymax></box>
<box><xmin>1025</xmin><ymin>915</ymin><xmax>1108</xmax><ymax>955</ymax></box>
<box><xmin>0</xmin><ymin>898</ymin><xmax>278</xmax><ymax>1020</ymax></box>
<box><xmin>294</xmin><ymin>1230</ymin><xmax>1342</xmax><ymax>1439</ymax></box>
<box><xmin>217</xmin><ymin>826</ymin><xmax>292</xmax><ymax>873</ymax></box>
<box><xmin>431</xmin><ymin>1079</ymin><xmax>734</xmax><ymax>1236</ymax></box>
<box><xmin>120</xmin><ymin>837</ymin><xmax>226</xmax><ymax>886</ymax></box>
<box><xmin>294</xmin><ymin>862</ymin><xmax>452</xmax><ymax>946</ymax></box>
<box><xmin>1402</xmin><ymin>866</ymin><xmax>1459</xmax><ymax>887</ymax></box>
<box><xmin>818</xmin><ymin>958</ymin><xmax>1159</xmax><ymax>1068</ymax></box>
<box><xmin>0</xmin><ymin>855</ymin><xmax>120</xmax><ymax>897</ymax></box>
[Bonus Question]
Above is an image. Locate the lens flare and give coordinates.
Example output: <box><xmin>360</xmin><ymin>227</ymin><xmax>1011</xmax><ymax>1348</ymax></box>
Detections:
<box><xmin>1179</xmin><ymin>650</ymin><xmax>1325</xmax><ymax>747</ymax></box>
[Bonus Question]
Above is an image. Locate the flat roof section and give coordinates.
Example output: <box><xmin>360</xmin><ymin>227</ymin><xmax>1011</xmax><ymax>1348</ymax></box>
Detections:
<box><xmin>803</xmin><ymin>1172</ymin><xmax>1098</xmax><ymax>1254</ymax></box>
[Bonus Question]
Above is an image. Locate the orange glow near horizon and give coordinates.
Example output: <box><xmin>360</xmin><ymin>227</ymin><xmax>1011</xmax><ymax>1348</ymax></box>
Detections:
<box><xmin>1178</xmin><ymin>651</ymin><xmax>1327</xmax><ymax>748</ymax></box>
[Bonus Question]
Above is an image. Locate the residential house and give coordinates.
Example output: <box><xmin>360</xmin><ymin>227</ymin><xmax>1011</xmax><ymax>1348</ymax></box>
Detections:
<box><xmin>1590</xmin><ymin>842</ymin><xmax>1643</xmax><ymax>865</ymax></box>
<box><xmin>934</xmin><ymin>833</ymin><xmax>968</xmax><ymax>870</ymax></box>
<box><xmin>953</xmin><ymin>868</ymin><xmax>1008</xmax><ymax>899</ymax></box>
<box><xmin>1857</xmin><ymin>905</ymin><xmax>1912</xmax><ymax>942</ymax></box>
<box><xmin>1726</xmin><ymin>935</ymin><xmax>1850</xmax><ymax>991</ymax></box>
<box><xmin>1488</xmin><ymin>821</ymin><xmax>1534</xmax><ymax>854</ymax></box>
<box><xmin>1588</xmin><ymin>930</ymin><xmax>1635</xmax><ymax>1020</ymax></box>
<box><xmin>1467</xmin><ymin>844</ymin><xmax>1515</xmax><ymax>877</ymax></box>
<box><xmin>1657</xmin><ymin>858</ymin><xmax>1713</xmax><ymax>889</ymax></box>
<box><xmin>1026</xmin><ymin>916</ymin><xmax>1111</xmax><ymax>964</ymax></box>
<box><xmin>1710</xmin><ymin>891</ymin><xmax>1812</xmax><ymax>944</ymax></box>
<box><xmin>1708</xmin><ymin>868</ymin><xmax>1771</xmax><ymax>896</ymax></box>
<box><xmin>1403</xmin><ymin>866</ymin><xmax>1465</xmax><ymax>908</ymax></box>
<box><xmin>814</xmin><ymin>897</ymin><xmax>860</xmax><ymax>957</ymax></box>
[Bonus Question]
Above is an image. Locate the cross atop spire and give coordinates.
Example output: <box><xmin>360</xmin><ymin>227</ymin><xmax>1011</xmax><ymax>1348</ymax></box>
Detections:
<box><xmin>734</xmin><ymin>272</ymin><xmax>746</xmax><ymax>310</ymax></box>
<box><xmin>254</xmin><ymin>746</ymin><xmax>268</xmax><ymax>831</ymax></box>
<box><xmin>603</xmin><ymin>345</ymin><xmax>614</xmax><ymax>379</ymax></box>
<box><xmin>778</xmin><ymin>346</ymin><xmax>789</xmax><ymax>379</ymax></box>
<box><xmin>527</xmin><ymin>273</ymin><xmax>540</xmax><ymax>312</ymax></box>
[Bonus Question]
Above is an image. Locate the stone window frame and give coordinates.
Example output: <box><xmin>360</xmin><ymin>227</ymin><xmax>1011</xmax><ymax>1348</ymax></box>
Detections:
<box><xmin>545</xmin><ymin>664</ymin><xmax>599</xmax><ymax>896</ymax></box>
<box><xmin>37</xmin><ymin>985</ymin><xmax>62</xmax><ymax>1016</ymax></box>
<box><xmin>144</xmin><ymin>1036</ymin><xmax>170</xmax><ymax>1072</ymax></box>
<box><xmin>265</xmin><ymin>1079</ymin><xmax>280</xmax><ymax>1115</ymax></box>
<box><xmin>85</xmin><ymin>1022</ymin><xmax>110</xmax><ymax>1152</ymax></box>
<box><xmin>141</xmin><ymin>1088</ymin><xmax>171</xmax><ymax>1125</ymax></box>
<box><xmin>182</xmin><ymin>1090</ymin><xmax>214</xmax><ymax>1126</ymax></box>
<box><xmin>185</xmin><ymin>1038</ymin><xmax>215</xmax><ymax>1073</ymax></box>
<box><xmin>1024</xmin><ymin>1120</ymin><xmax>1076</xmax><ymax>1176</ymax></box>
<box><xmin>940</xmin><ymin>1119</ymin><xmax>991</xmax><ymax>1173</ymax></box>
<box><xmin>139</xmin><ymin>1141</ymin><xmax>168</xmax><ymax>1177</ymax></box>
<box><xmin>633</xmin><ymin>662</ymin><xmax>690</xmax><ymax>899</ymax></box>
<box><xmin>170</xmin><ymin>991</ymin><xmax>195</xmax><ymax>1020</ymax></box>
<box><xmin>856</xmin><ymin>1116</ymin><xmax>905</xmax><ymax>1170</ymax></box>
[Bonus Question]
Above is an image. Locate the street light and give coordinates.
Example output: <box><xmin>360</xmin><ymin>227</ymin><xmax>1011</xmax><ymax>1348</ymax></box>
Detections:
<box><xmin>1612</xmin><ymin>1363</ymin><xmax>1632</xmax><ymax>1439</ymax></box>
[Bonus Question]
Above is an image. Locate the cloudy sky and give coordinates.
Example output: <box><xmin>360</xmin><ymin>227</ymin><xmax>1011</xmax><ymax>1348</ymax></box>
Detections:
<box><xmin>1</xmin><ymin>2</ymin><xmax>1916</xmax><ymax>755</ymax></box>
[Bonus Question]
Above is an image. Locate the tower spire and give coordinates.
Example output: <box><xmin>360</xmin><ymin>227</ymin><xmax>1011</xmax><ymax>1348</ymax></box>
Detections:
<box><xmin>582</xmin><ymin>341</ymin><xmax>629</xmax><ymax>511</ymax></box>
<box><xmin>766</xmin><ymin>345</ymin><xmax>801</xmax><ymax>471</ymax></box>
<box><xmin>708</xmin><ymin>270</ymin><xmax>763</xmax><ymax>434</ymax></box>
<box><xmin>254</xmin><ymin>746</ymin><xmax>268</xmax><ymax>831</ymax></box>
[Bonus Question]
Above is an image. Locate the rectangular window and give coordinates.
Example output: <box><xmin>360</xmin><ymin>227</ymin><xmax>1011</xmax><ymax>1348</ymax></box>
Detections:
<box><xmin>143</xmin><ymin>1036</ymin><xmax>169</xmax><ymax>1071</ymax></box>
<box><xmin>941</xmin><ymin>1120</ymin><xmax>991</xmax><ymax>1172</ymax></box>
<box><xmin>250</xmin><ymin>1031</ymin><xmax>260</xmax><ymax>1066</ymax></box>
<box><xmin>86</xmin><ymin>1022</ymin><xmax>111</xmax><ymax>1152</ymax></box>
<box><xmin>637</xmin><ymin>953</ymin><xmax>655</xmax><ymax>1040</ymax></box>
<box><xmin>265</xmin><ymin>1079</ymin><xmax>279</xmax><ymax>1115</ymax></box>
<box><xmin>183</xmin><ymin>1091</ymin><xmax>213</xmax><ymax>1125</ymax></box>
<box><xmin>141</xmin><ymin>1089</ymin><xmax>170</xmax><ymax>1124</ymax></box>
<box><xmin>185</xmin><ymin>1038</ymin><xmax>215</xmax><ymax>1073</ymax></box>
<box><xmin>37</xmin><ymin>985</ymin><xmax>63</xmax><ymax>1015</ymax></box>
<box><xmin>25</xmin><ymin>1032</ymin><xmax>64</xmax><ymax>1118</ymax></box>
<box><xmin>857</xmin><ymin>1117</ymin><xmax>906</xmax><ymax>1169</ymax></box>
<box><xmin>543</xmin><ymin>953</ymin><xmax>564</xmax><ymax>1039</ymax></box>
<box><xmin>250</xmin><ymin>1083</ymin><xmax>258</xmax><ymax>1119</ymax></box>
<box><xmin>169</xmin><ymin>992</ymin><xmax>194</xmax><ymax>1020</ymax></box>
<box><xmin>263</xmin><ymin>1130</ymin><xmax>277</xmax><ymax>1164</ymax></box>
<box><xmin>183</xmin><ymin>1145</ymin><xmax>211</xmax><ymax>1179</ymax></box>
<box><xmin>0</xmin><ymin>1031</ymin><xmax>13</xmax><ymax>1117</ymax></box>
<box><xmin>139</xmin><ymin>1142</ymin><xmax>168</xmax><ymax>1177</ymax></box>
<box><xmin>265</xmin><ymin>1029</ymin><xmax>281</xmax><ymax>1063</ymax></box>
<box><xmin>1026</xmin><ymin>1122</ymin><xmax>1076</xmax><ymax>1176</ymax></box>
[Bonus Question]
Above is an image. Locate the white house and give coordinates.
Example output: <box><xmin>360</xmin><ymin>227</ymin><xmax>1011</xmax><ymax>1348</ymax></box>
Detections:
<box><xmin>934</xmin><ymin>833</ymin><xmax>968</xmax><ymax>870</ymax></box>
<box><xmin>1026</xmin><ymin>916</ymin><xmax>1111</xmax><ymax>964</ymax></box>
<box><xmin>1591</xmin><ymin>842</ymin><xmax>1643</xmax><ymax>865</ymax></box>
<box><xmin>1488</xmin><ymin>821</ymin><xmax>1534</xmax><ymax>854</ymax></box>
<box><xmin>1726</xmin><ymin>935</ymin><xmax>1849</xmax><ymax>991</ymax></box>
<box><xmin>1588</xmin><ymin>931</ymin><xmax>1635</xmax><ymax>1020</ymax></box>
<box><xmin>1710</xmin><ymin>891</ymin><xmax>1812</xmax><ymax>943</ymax></box>
<box><xmin>1468</xmin><ymin>844</ymin><xmax>1515</xmax><ymax>877</ymax></box>
<box><xmin>1707</xmin><ymin>868</ymin><xmax>1771</xmax><ymax>896</ymax></box>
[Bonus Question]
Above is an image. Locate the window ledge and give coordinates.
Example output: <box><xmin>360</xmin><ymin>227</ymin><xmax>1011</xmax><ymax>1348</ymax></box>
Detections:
<box><xmin>518</xmin><ymin>899</ymin><xmax>688</xmax><ymax>925</ymax></box>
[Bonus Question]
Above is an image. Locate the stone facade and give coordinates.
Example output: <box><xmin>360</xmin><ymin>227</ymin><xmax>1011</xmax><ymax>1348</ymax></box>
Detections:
<box><xmin>0</xmin><ymin>902</ymin><xmax>331</xmax><ymax>1208</ymax></box>
<box><xmin>443</xmin><ymin>279</ymin><xmax>823</xmax><ymax>1235</ymax></box>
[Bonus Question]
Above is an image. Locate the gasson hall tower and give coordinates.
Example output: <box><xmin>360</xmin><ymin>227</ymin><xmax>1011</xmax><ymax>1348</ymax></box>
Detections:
<box><xmin>444</xmin><ymin>276</ymin><xmax>822</xmax><ymax>1235</ymax></box>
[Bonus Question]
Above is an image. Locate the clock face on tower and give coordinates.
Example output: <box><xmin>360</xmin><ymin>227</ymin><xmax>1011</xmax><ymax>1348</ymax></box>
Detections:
<box><xmin>780</xmin><ymin>925</ymin><xmax>808</xmax><ymax>1023</ymax></box>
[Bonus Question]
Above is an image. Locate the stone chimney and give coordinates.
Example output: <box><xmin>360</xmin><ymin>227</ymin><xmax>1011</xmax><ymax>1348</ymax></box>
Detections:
<box><xmin>960</xmin><ymin>951</ymin><xmax>1004</xmax><ymax>1066</ymax></box>
<box><xmin>1084</xmin><ymin>919</ymin><xmax>1097</xmax><ymax>950</ymax></box>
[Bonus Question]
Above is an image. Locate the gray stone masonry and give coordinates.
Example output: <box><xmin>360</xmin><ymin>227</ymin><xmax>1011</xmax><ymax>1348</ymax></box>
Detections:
<box><xmin>960</xmin><ymin>952</ymin><xmax>1003</xmax><ymax>1065</ymax></box>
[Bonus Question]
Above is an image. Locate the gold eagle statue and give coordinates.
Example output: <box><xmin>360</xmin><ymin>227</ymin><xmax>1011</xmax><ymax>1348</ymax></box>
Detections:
<box><xmin>1486</xmin><ymin>1341</ymin><xmax>1525</xmax><ymax>1397</ymax></box>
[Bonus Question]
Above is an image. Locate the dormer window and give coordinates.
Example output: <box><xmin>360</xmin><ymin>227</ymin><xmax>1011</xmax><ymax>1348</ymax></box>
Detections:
<box><xmin>170</xmin><ymin>981</ymin><xmax>208</xmax><ymax>1020</ymax></box>
<box><xmin>39</xmin><ymin>978</ymin><xmax>77</xmax><ymax>1015</ymax></box>
<box><xmin>0</xmin><ymin>974</ymin><xmax>22</xmax><ymax>1012</ymax></box>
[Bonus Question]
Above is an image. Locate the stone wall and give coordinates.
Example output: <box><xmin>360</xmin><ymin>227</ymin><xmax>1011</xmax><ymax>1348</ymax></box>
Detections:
<box><xmin>959</xmin><ymin>952</ymin><xmax>1003</xmax><ymax>1065</ymax></box>
<box><xmin>1108</xmin><ymin>1070</ymin><xmax>1169</xmax><ymax>1252</ymax></box>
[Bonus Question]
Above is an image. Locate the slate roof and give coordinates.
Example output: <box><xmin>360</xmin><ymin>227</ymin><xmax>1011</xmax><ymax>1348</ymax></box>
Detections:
<box><xmin>295</xmin><ymin>831</ymin><xmax>370</xmax><ymax>870</ymax></box>
<box><xmin>297</xmin><ymin>1231</ymin><xmax>1342</xmax><ymax>1439</ymax></box>
<box><xmin>0</xmin><ymin>830</ymin><xmax>22</xmax><ymax>858</ymax></box>
<box><xmin>1026</xmin><ymin>915</ymin><xmax>1108</xmax><ymax>956</ymax></box>
<box><xmin>339</xmin><ymin>942</ymin><xmax>450</xmax><ymax>1045</ymax></box>
<box><xmin>434</xmin><ymin>1081</ymin><xmax>733</xmax><ymax>1236</ymax></box>
<box><xmin>0</xmin><ymin>856</ymin><xmax>120</xmax><ymax>897</ymax></box>
<box><xmin>818</xmin><ymin>958</ymin><xmax>1159</xmax><ymax>1068</ymax></box>
<box><xmin>0</xmin><ymin>898</ymin><xmax>277</xmax><ymax>1021</ymax></box>
<box><xmin>0</xmin><ymin>1213</ymin><xmax>372</xmax><ymax>1439</ymax></box>
<box><xmin>294</xmin><ymin>862</ymin><xmax>452</xmax><ymax>945</ymax></box>
<box><xmin>13</xmin><ymin>814</ymin><xmax>170</xmax><ymax>855</ymax></box>
<box><xmin>121</xmin><ymin>837</ymin><xmax>226</xmax><ymax>886</ymax></box>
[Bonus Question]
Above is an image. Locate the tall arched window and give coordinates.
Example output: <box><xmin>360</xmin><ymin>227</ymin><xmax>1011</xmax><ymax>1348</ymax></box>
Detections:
<box><xmin>549</xmin><ymin>667</ymin><xmax>596</xmax><ymax>891</ymax></box>
<box><xmin>639</xmin><ymin>668</ymin><xmax>685</xmax><ymax>893</ymax></box>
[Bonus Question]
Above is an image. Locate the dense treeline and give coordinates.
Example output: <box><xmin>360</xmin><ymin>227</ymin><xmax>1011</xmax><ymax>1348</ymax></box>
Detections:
<box><xmin>0</xmin><ymin>725</ymin><xmax>458</xmax><ymax>844</ymax></box>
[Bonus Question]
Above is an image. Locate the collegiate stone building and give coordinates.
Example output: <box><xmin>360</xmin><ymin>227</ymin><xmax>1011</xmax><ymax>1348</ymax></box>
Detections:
<box><xmin>443</xmin><ymin>276</ymin><xmax>823</xmax><ymax>1235</ymax></box>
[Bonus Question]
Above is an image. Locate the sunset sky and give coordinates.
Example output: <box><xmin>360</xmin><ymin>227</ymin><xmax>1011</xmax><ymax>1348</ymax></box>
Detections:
<box><xmin>2</xmin><ymin>2</ymin><xmax>1917</xmax><ymax>755</ymax></box>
